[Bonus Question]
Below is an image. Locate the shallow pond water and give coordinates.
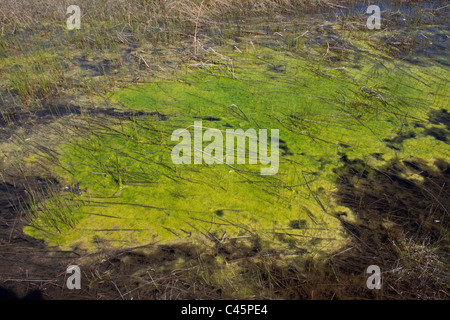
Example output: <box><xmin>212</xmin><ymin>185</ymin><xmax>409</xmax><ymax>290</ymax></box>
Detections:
<box><xmin>17</xmin><ymin>2</ymin><xmax>449</xmax><ymax>255</ymax></box>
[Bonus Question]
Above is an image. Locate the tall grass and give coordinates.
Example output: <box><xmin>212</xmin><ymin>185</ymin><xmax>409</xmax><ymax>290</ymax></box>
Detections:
<box><xmin>24</xmin><ymin>185</ymin><xmax>81</xmax><ymax>234</ymax></box>
<box><xmin>0</xmin><ymin>0</ymin><xmax>370</xmax><ymax>36</ymax></box>
<box><xmin>9</xmin><ymin>59</ymin><xmax>65</xmax><ymax>103</ymax></box>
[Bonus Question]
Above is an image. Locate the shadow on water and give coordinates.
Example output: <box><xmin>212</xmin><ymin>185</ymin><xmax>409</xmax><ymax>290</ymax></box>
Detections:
<box><xmin>429</xmin><ymin>109</ymin><xmax>450</xmax><ymax>130</ymax></box>
<box><xmin>0</xmin><ymin>101</ymin><xmax>168</xmax><ymax>140</ymax></box>
<box><xmin>334</xmin><ymin>157</ymin><xmax>449</xmax><ymax>243</ymax></box>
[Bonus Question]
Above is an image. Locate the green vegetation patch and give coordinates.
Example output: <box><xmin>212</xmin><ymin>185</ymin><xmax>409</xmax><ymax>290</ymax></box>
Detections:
<box><xmin>24</xmin><ymin>26</ymin><xmax>449</xmax><ymax>254</ymax></box>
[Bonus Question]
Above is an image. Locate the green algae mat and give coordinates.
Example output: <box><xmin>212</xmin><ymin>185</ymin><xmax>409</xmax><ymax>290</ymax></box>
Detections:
<box><xmin>24</xmin><ymin>22</ymin><xmax>450</xmax><ymax>254</ymax></box>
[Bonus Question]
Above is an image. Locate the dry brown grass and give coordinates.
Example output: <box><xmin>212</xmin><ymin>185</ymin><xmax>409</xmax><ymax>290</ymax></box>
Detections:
<box><xmin>0</xmin><ymin>0</ymin><xmax>357</xmax><ymax>31</ymax></box>
<box><xmin>1</xmin><ymin>0</ymin><xmax>438</xmax><ymax>30</ymax></box>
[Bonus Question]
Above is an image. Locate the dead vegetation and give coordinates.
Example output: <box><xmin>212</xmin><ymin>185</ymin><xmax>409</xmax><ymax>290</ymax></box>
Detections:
<box><xmin>0</xmin><ymin>0</ymin><xmax>347</xmax><ymax>29</ymax></box>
